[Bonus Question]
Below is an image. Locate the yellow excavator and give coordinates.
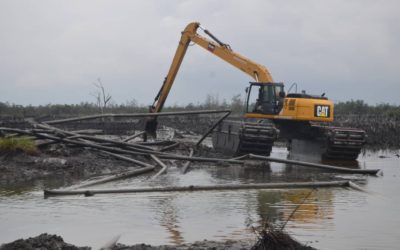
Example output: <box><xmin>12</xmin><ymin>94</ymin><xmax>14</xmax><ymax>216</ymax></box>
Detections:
<box><xmin>146</xmin><ymin>22</ymin><xmax>366</xmax><ymax>160</ymax></box>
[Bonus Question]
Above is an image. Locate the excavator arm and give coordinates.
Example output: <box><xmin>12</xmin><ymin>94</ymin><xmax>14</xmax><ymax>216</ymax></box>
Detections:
<box><xmin>145</xmin><ymin>22</ymin><xmax>274</xmax><ymax>135</ymax></box>
<box><xmin>150</xmin><ymin>22</ymin><xmax>273</xmax><ymax>114</ymax></box>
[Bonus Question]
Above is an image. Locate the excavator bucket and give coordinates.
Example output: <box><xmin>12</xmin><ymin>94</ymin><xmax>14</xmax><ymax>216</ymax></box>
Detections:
<box><xmin>144</xmin><ymin>118</ymin><xmax>158</xmax><ymax>139</ymax></box>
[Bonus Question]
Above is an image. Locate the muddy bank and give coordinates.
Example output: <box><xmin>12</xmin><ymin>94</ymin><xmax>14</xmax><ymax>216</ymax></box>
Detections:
<box><xmin>0</xmin><ymin>144</ymin><xmax>143</xmax><ymax>187</ymax></box>
<box><xmin>0</xmin><ymin>232</ymin><xmax>316</xmax><ymax>250</ymax></box>
<box><xmin>0</xmin><ymin>129</ymin><xmax>222</xmax><ymax>187</ymax></box>
<box><xmin>0</xmin><ymin>234</ymin><xmax>250</xmax><ymax>250</ymax></box>
<box><xmin>0</xmin><ymin>234</ymin><xmax>89</xmax><ymax>250</ymax></box>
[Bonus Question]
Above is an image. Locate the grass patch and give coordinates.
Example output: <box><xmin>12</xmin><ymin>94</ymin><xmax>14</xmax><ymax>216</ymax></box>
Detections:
<box><xmin>0</xmin><ymin>137</ymin><xmax>39</xmax><ymax>156</ymax></box>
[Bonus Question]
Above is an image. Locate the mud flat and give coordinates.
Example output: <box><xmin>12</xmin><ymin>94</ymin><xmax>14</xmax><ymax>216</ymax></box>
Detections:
<box><xmin>0</xmin><ymin>232</ymin><xmax>316</xmax><ymax>250</ymax></box>
<box><xmin>0</xmin><ymin>234</ymin><xmax>250</xmax><ymax>250</ymax></box>
<box><xmin>0</xmin><ymin>145</ymin><xmax>139</xmax><ymax>186</ymax></box>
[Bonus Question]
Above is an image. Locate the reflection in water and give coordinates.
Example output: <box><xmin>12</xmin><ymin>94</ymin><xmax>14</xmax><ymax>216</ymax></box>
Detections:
<box><xmin>288</xmin><ymin>145</ymin><xmax>361</xmax><ymax>168</ymax></box>
<box><xmin>153</xmin><ymin>195</ymin><xmax>183</xmax><ymax>245</ymax></box>
<box><xmin>0</xmin><ymin>174</ymin><xmax>75</xmax><ymax>197</ymax></box>
<box><xmin>255</xmin><ymin>189</ymin><xmax>334</xmax><ymax>229</ymax></box>
<box><xmin>282</xmin><ymin>189</ymin><xmax>334</xmax><ymax>224</ymax></box>
<box><xmin>256</xmin><ymin>190</ymin><xmax>282</xmax><ymax>226</ymax></box>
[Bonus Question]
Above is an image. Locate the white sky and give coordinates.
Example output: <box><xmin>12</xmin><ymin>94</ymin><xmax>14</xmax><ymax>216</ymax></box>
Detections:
<box><xmin>0</xmin><ymin>0</ymin><xmax>399</xmax><ymax>106</ymax></box>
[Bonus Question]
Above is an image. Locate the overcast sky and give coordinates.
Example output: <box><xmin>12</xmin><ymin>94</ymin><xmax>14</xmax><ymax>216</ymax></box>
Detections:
<box><xmin>0</xmin><ymin>0</ymin><xmax>399</xmax><ymax>106</ymax></box>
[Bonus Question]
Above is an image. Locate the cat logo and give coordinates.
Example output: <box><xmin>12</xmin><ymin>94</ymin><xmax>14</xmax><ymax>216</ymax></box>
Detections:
<box><xmin>314</xmin><ymin>105</ymin><xmax>330</xmax><ymax>118</ymax></box>
<box><xmin>207</xmin><ymin>43</ymin><xmax>215</xmax><ymax>52</ymax></box>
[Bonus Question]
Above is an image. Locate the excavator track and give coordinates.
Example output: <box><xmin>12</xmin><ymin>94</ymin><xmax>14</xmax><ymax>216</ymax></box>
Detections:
<box><xmin>285</xmin><ymin>123</ymin><xmax>366</xmax><ymax>161</ymax></box>
<box><xmin>321</xmin><ymin>126</ymin><xmax>366</xmax><ymax>160</ymax></box>
<box><xmin>212</xmin><ymin>119</ymin><xmax>279</xmax><ymax>156</ymax></box>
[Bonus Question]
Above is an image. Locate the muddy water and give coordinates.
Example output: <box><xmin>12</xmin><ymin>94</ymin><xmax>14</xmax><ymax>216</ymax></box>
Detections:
<box><xmin>0</xmin><ymin>147</ymin><xmax>399</xmax><ymax>249</ymax></box>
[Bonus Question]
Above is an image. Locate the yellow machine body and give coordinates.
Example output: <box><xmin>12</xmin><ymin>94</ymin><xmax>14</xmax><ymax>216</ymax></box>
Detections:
<box><xmin>246</xmin><ymin>97</ymin><xmax>334</xmax><ymax>122</ymax></box>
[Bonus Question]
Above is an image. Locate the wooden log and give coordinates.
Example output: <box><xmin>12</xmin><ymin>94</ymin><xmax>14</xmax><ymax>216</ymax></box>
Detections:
<box><xmin>66</xmin><ymin>166</ymin><xmax>155</xmax><ymax>189</ymax></box>
<box><xmin>0</xmin><ymin>127</ymin><xmax>34</xmax><ymax>135</ymax></box>
<box><xmin>32</xmin><ymin>132</ymin><xmax>149</xmax><ymax>157</ymax></box>
<box><xmin>19</xmin><ymin>127</ymin><xmax>243</xmax><ymax>167</ymax></box>
<box><xmin>98</xmin><ymin>150</ymin><xmax>154</xmax><ymax>168</ymax></box>
<box><xmin>0</xmin><ymin>126</ymin><xmax>240</xmax><ymax>165</ymax></box>
<box><xmin>158</xmin><ymin>154</ymin><xmax>244</xmax><ymax>164</ymax></box>
<box><xmin>196</xmin><ymin>111</ymin><xmax>231</xmax><ymax>146</ymax></box>
<box><xmin>160</xmin><ymin>141</ymin><xmax>180</xmax><ymax>152</ymax></box>
<box><xmin>182</xmin><ymin>148</ymin><xmax>194</xmax><ymax>174</ymax></box>
<box><xmin>44</xmin><ymin>180</ymin><xmax>352</xmax><ymax>197</ymax></box>
<box><xmin>36</xmin><ymin>135</ymin><xmax>82</xmax><ymax>148</ymax></box>
<box><xmin>150</xmin><ymin>155</ymin><xmax>168</xmax><ymax>179</ymax></box>
<box><xmin>44</xmin><ymin>110</ymin><xmax>231</xmax><ymax>125</ymax></box>
<box><xmin>230</xmin><ymin>154</ymin><xmax>250</xmax><ymax>160</ymax></box>
<box><xmin>32</xmin><ymin>123</ymin><xmax>155</xmax><ymax>152</ymax></box>
<box><xmin>348</xmin><ymin>181</ymin><xmax>370</xmax><ymax>193</ymax></box>
<box><xmin>136</xmin><ymin>140</ymin><xmax>176</xmax><ymax>146</ymax></box>
<box><xmin>249</xmin><ymin>154</ymin><xmax>380</xmax><ymax>175</ymax></box>
<box><xmin>71</xmin><ymin>129</ymin><xmax>103</xmax><ymax>135</ymax></box>
<box><xmin>122</xmin><ymin>131</ymin><xmax>145</xmax><ymax>142</ymax></box>
<box><xmin>76</xmin><ymin>134</ymin><xmax>155</xmax><ymax>151</ymax></box>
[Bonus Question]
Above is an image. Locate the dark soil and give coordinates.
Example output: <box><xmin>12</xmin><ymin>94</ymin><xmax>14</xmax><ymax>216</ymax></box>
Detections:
<box><xmin>0</xmin><ymin>234</ymin><xmax>250</xmax><ymax>250</ymax></box>
<box><xmin>111</xmin><ymin>240</ymin><xmax>251</xmax><ymax>250</ymax></box>
<box><xmin>0</xmin><ymin>234</ymin><xmax>90</xmax><ymax>250</ymax></box>
<box><xmin>250</xmin><ymin>230</ymin><xmax>315</xmax><ymax>250</ymax></box>
<box><xmin>0</xmin><ymin>144</ymin><xmax>142</xmax><ymax>187</ymax></box>
<box><xmin>0</xmin><ymin>232</ymin><xmax>315</xmax><ymax>250</ymax></box>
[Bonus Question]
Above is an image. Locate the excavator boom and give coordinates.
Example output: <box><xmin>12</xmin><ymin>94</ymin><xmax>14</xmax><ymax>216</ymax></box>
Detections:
<box><xmin>150</xmin><ymin>22</ymin><xmax>273</xmax><ymax>114</ymax></box>
<box><xmin>146</xmin><ymin>22</ymin><xmax>274</xmax><ymax>136</ymax></box>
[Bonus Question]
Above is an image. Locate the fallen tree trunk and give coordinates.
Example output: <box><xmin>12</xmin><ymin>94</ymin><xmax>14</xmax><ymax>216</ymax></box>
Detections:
<box><xmin>249</xmin><ymin>154</ymin><xmax>380</xmax><ymax>175</ymax></box>
<box><xmin>160</xmin><ymin>141</ymin><xmax>180</xmax><ymax>152</ymax></box>
<box><xmin>32</xmin><ymin>123</ymin><xmax>155</xmax><ymax>152</ymax></box>
<box><xmin>136</xmin><ymin>140</ymin><xmax>175</xmax><ymax>146</ymax></box>
<box><xmin>32</xmin><ymin>132</ymin><xmax>150</xmax><ymax>156</ymax></box>
<box><xmin>98</xmin><ymin>150</ymin><xmax>154</xmax><ymax>168</ymax></box>
<box><xmin>1</xmin><ymin>127</ymin><xmax>379</xmax><ymax>175</ymax></box>
<box><xmin>182</xmin><ymin>148</ymin><xmax>194</xmax><ymax>174</ymax></box>
<box><xmin>44</xmin><ymin>180</ymin><xmax>353</xmax><ymax>197</ymax></box>
<box><xmin>66</xmin><ymin>166</ymin><xmax>155</xmax><ymax>190</ymax></box>
<box><xmin>44</xmin><ymin>110</ymin><xmax>231</xmax><ymax>125</ymax></box>
<box><xmin>0</xmin><ymin>127</ymin><xmax>34</xmax><ymax>135</ymax></box>
<box><xmin>151</xmin><ymin>155</ymin><xmax>168</xmax><ymax>179</ymax></box>
<box><xmin>122</xmin><ymin>131</ymin><xmax>145</xmax><ymax>142</ymax></box>
<box><xmin>158</xmin><ymin>154</ymin><xmax>244</xmax><ymax>164</ymax></box>
<box><xmin>0</xmin><ymin>127</ymin><xmax>246</xmax><ymax>164</ymax></box>
<box><xmin>196</xmin><ymin>111</ymin><xmax>231</xmax><ymax>146</ymax></box>
<box><xmin>76</xmin><ymin>134</ymin><xmax>155</xmax><ymax>151</ymax></box>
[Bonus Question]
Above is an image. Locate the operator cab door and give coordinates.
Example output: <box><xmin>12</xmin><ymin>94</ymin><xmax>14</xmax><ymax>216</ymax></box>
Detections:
<box><xmin>246</xmin><ymin>82</ymin><xmax>285</xmax><ymax>115</ymax></box>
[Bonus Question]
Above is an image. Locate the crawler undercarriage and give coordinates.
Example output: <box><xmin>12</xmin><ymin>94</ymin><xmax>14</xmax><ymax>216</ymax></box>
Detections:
<box><xmin>212</xmin><ymin>119</ymin><xmax>366</xmax><ymax>161</ymax></box>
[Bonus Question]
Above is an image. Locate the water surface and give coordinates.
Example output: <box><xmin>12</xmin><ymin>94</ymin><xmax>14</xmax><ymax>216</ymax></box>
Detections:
<box><xmin>0</xmin><ymin>147</ymin><xmax>399</xmax><ymax>249</ymax></box>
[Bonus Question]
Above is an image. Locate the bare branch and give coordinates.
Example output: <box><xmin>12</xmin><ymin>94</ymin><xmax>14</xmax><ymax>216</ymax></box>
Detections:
<box><xmin>90</xmin><ymin>78</ymin><xmax>113</xmax><ymax>113</ymax></box>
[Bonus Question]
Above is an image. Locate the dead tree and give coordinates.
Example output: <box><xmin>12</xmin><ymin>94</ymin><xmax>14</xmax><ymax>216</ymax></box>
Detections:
<box><xmin>91</xmin><ymin>78</ymin><xmax>112</xmax><ymax>114</ymax></box>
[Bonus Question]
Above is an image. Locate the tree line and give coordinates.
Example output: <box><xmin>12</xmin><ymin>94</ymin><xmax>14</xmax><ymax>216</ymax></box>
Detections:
<box><xmin>334</xmin><ymin>100</ymin><xmax>400</xmax><ymax>118</ymax></box>
<box><xmin>1</xmin><ymin>97</ymin><xmax>399</xmax><ymax>119</ymax></box>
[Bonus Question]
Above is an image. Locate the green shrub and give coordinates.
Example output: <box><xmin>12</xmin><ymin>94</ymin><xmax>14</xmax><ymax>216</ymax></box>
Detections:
<box><xmin>0</xmin><ymin>137</ymin><xmax>39</xmax><ymax>155</ymax></box>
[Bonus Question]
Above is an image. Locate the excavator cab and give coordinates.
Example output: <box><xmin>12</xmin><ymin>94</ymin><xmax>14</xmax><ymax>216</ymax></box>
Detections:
<box><xmin>246</xmin><ymin>82</ymin><xmax>285</xmax><ymax>115</ymax></box>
